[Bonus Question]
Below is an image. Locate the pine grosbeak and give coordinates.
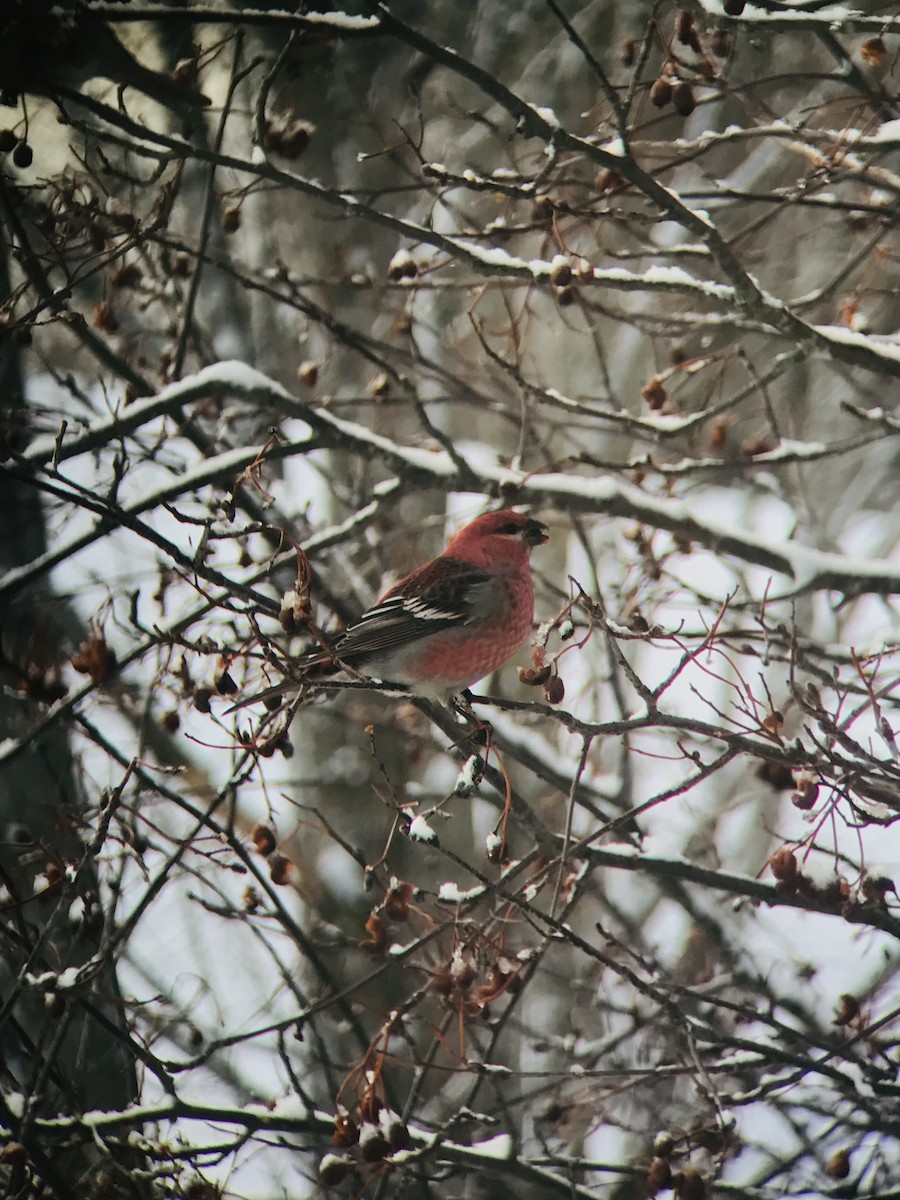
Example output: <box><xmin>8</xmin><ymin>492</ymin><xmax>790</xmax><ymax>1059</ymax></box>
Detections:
<box><xmin>237</xmin><ymin>509</ymin><xmax>548</xmax><ymax>706</ymax></box>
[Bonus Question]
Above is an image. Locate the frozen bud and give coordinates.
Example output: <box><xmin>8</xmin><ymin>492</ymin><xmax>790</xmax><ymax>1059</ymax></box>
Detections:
<box><xmin>549</xmin><ymin>254</ymin><xmax>573</xmax><ymax>286</ymax></box>
<box><xmin>359</xmin><ymin>1122</ymin><xmax>389</xmax><ymax>1162</ymax></box>
<box><xmin>44</xmin><ymin>991</ymin><xmax>65</xmax><ymax>1017</ymax></box>
<box><xmin>543</xmin><ymin>675</ymin><xmax>565</xmax><ymax>705</ymax></box>
<box><xmin>368</xmin><ymin>372</ymin><xmax>391</xmax><ymax>398</ymax></box>
<box><xmin>653</xmin><ymin>1131</ymin><xmax>676</xmax><ymax>1157</ymax></box>
<box><xmin>455</xmin><ymin>756</ymin><xmax>484</xmax><ymax>797</ymax></box>
<box><xmin>650</xmin><ymin>78</ymin><xmax>673</xmax><ymax>108</ymax></box>
<box><xmin>558</xmin><ymin>618</ymin><xmax>575</xmax><ymax>641</ymax></box>
<box><xmin>279</xmin><ymin>588</ymin><xmax>310</xmax><ymax>633</ymax></box>
<box><xmin>408</xmin><ymin>814</ymin><xmax>438</xmax><ymax>844</ymax></box>
<box><xmin>485</xmin><ymin>831</ymin><xmax>503</xmax><ymax>862</ymax></box>
<box><xmin>379</xmin><ymin>1108</ymin><xmax>411</xmax><ymax>1151</ymax></box>
<box><xmin>297</xmin><ymin>360</ymin><xmax>319</xmax><ymax>387</ymax></box>
<box><xmin>387</xmin><ymin>249</ymin><xmax>417</xmax><ymax>281</ymax></box>
<box><xmin>318</xmin><ymin>1152</ymin><xmax>352</xmax><ymax>1184</ymax></box>
<box><xmin>533</xmin><ymin>194</ymin><xmax>555</xmax><ymax>221</ymax></box>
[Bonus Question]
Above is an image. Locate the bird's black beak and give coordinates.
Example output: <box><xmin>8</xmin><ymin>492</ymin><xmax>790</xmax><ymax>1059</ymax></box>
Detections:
<box><xmin>523</xmin><ymin>518</ymin><xmax>549</xmax><ymax>547</ymax></box>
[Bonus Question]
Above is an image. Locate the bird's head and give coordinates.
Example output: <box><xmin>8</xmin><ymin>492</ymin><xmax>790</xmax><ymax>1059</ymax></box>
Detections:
<box><xmin>445</xmin><ymin>509</ymin><xmax>549</xmax><ymax>565</ymax></box>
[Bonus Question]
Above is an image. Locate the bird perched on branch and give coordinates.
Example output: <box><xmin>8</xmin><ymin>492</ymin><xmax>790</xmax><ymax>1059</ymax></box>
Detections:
<box><xmin>234</xmin><ymin>509</ymin><xmax>549</xmax><ymax>708</ymax></box>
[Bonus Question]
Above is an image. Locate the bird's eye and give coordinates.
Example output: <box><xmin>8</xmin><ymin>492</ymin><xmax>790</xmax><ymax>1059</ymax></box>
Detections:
<box><xmin>495</xmin><ymin>522</ymin><xmax>522</xmax><ymax>535</ymax></box>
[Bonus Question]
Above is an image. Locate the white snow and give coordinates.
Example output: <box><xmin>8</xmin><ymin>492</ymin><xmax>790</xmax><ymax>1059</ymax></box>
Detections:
<box><xmin>408</xmin><ymin>814</ymin><xmax>438</xmax><ymax>844</ymax></box>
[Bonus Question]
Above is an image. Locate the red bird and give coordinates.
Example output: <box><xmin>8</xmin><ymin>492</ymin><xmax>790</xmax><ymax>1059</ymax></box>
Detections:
<box><xmin>236</xmin><ymin>509</ymin><xmax>548</xmax><ymax>707</ymax></box>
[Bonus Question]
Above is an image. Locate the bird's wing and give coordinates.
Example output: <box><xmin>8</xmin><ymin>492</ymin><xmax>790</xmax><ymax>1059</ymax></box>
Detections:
<box><xmin>332</xmin><ymin>557</ymin><xmax>494</xmax><ymax>662</ymax></box>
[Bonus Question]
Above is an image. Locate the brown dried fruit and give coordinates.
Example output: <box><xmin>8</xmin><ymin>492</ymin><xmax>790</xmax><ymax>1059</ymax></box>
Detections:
<box><xmin>769</xmin><ymin>847</ymin><xmax>797</xmax><ymax>884</ymax></box>
<box><xmin>647</xmin><ymin>1156</ymin><xmax>674</xmax><ymax>1193</ymax></box>
<box><xmin>594</xmin><ymin>168</ymin><xmax>624</xmax><ymax>193</ymax></box>
<box><xmin>360</xmin><ymin>912</ymin><xmax>387</xmax><ymax>953</ymax></box>
<box><xmin>650</xmin><ymin>78</ymin><xmax>673</xmax><ymax>108</ymax></box>
<box><xmin>263</xmin><ymin>112</ymin><xmax>313</xmax><ymax>159</ymax></box>
<box><xmin>268</xmin><ymin>854</ymin><xmax>293</xmax><ymax>886</ymax></box>
<box><xmin>518</xmin><ymin>664</ymin><xmax>553</xmax><ymax>687</ymax></box>
<box><xmin>222</xmin><ymin>205</ymin><xmax>241</xmax><ymax>233</ymax></box>
<box><xmin>279</xmin><ymin>587</ymin><xmax>311</xmax><ymax>632</ymax></box>
<box><xmin>297</xmin><ymin>360</ymin><xmax>319</xmax><ymax>386</ymax></box>
<box><xmin>791</xmin><ymin>775</ymin><xmax>819</xmax><ymax>810</ymax></box>
<box><xmin>860</xmin><ymin>37</ymin><xmax>886</xmax><ymax>66</ymax></box>
<box><xmin>193</xmin><ymin>687</ymin><xmax>212</xmax><ymax>713</ymax></box>
<box><xmin>723</xmin><ymin>0</ymin><xmax>746</xmax><ymax>13</ymax></box>
<box><xmin>92</xmin><ymin>301</ymin><xmax>119</xmax><ymax>333</ymax></box>
<box><xmin>833</xmin><ymin>993</ymin><xmax>859</xmax><ymax>1026</ymax></box>
<box><xmin>332</xmin><ymin>1114</ymin><xmax>358</xmax><ymax>1148</ymax></box>
<box><xmin>708</xmin><ymin>416</ymin><xmax>729</xmax><ymax>450</ymax></box>
<box><xmin>110</xmin><ymin>262</ymin><xmax>142</xmax><ymax>289</ymax></box>
<box><xmin>384</xmin><ymin>879</ymin><xmax>415</xmax><ymax>921</ymax></box>
<box><xmin>251</xmin><ymin>824</ymin><xmax>277</xmax><ymax>857</ymax></box>
<box><xmin>318</xmin><ymin>1152</ymin><xmax>352</xmax><ymax>1184</ymax></box>
<box><xmin>825</xmin><ymin>1148</ymin><xmax>851</xmax><ymax>1179</ymax></box>
<box><xmin>676</xmin><ymin>11</ymin><xmax>701</xmax><ymax>53</ymax></box>
<box><xmin>387</xmin><ymin>249</ymin><xmax>417</xmax><ymax>281</ymax></box>
<box><xmin>675</xmin><ymin>1165</ymin><xmax>706</xmax><ymax>1199</ymax></box>
<box><xmin>621</xmin><ymin>39</ymin><xmax>637</xmax><ymax>67</ymax></box>
<box><xmin>642</xmin><ymin>376</ymin><xmax>668</xmax><ymax>410</ymax></box>
<box><xmin>762</xmin><ymin>710</ymin><xmax>784</xmax><ymax>733</ymax></box>
<box><xmin>741</xmin><ymin>435</ymin><xmax>777</xmax><ymax>457</ymax></box>
<box><xmin>71</xmin><ymin>635</ymin><xmax>117</xmax><ymax>684</ymax></box>
<box><xmin>549</xmin><ymin>256</ymin><xmax>573</xmax><ymax>286</ymax></box>
<box><xmin>533</xmin><ymin>195</ymin><xmax>555</xmax><ymax>221</ymax></box>
<box><xmin>0</xmin><ymin>129</ymin><xmax>17</xmax><ymax>152</ymax></box>
<box><xmin>159</xmin><ymin>709</ymin><xmax>180</xmax><ymax>733</ymax></box>
<box><xmin>12</xmin><ymin>141</ymin><xmax>32</xmax><ymax>169</ymax></box>
<box><xmin>359</xmin><ymin>1122</ymin><xmax>389</xmax><ymax>1162</ymax></box>
<box><xmin>672</xmin><ymin>82</ymin><xmax>696</xmax><ymax>117</ymax></box>
<box><xmin>543</xmin><ymin>675</ymin><xmax>565</xmax><ymax>705</ymax></box>
<box><xmin>756</xmin><ymin>759</ymin><xmax>794</xmax><ymax>790</ymax></box>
